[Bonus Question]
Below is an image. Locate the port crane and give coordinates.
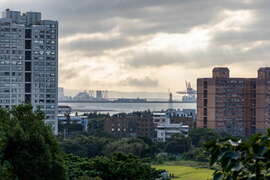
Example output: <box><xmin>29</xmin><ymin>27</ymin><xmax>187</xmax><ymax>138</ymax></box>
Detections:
<box><xmin>176</xmin><ymin>81</ymin><xmax>197</xmax><ymax>102</ymax></box>
<box><xmin>176</xmin><ymin>81</ymin><xmax>197</xmax><ymax>95</ymax></box>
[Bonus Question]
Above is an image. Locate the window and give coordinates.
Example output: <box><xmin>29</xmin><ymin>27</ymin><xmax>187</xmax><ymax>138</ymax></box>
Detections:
<box><xmin>203</xmin><ymin>81</ymin><xmax>208</xmax><ymax>89</ymax></box>
<box><xmin>25</xmin><ymin>73</ymin><xmax>31</xmax><ymax>82</ymax></box>
<box><xmin>25</xmin><ymin>40</ymin><xmax>31</xmax><ymax>49</ymax></box>
<box><xmin>25</xmin><ymin>62</ymin><xmax>31</xmax><ymax>71</ymax></box>
<box><xmin>25</xmin><ymin>83</ymin><xmax>31</xmax><ymax>93</ymax></box>
<box><xmin>25</xmin><ymin>51</ymin><xmax>31</xmax><ymax>60</ymax></box>
<box><xmin>203</xmin><ymin>90</ymin><xmax>208</xmax><ymax>98</ymax></box>
<box><xmin>25</xmin><ymin>29</ymin><xmax>31</xmax><ymax>38</ymax></box>
<box><xmin>203</xmin><ymin>117</ymin><xmax>207</xmax><ymax>127</ymax></box>
<box><xmin>25</xmin><ymin>94</ymin><xmax>31</xmax><ymax>104</ymax></box>
<box><xmin>203</xmin><ymin>99</ymin><xmax>207</xmax><ymax>106</ymax></box>
<box><xmin>203</xmin><ymin>108</ymin><xmax>207</xmax><ymax>116</ymax></box>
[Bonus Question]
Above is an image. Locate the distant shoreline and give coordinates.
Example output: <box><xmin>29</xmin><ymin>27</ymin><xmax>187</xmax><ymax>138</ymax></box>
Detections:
<box><xmin>59</xmin><ymin>101</ymin><xmax>196</xmax><ymax>104</ymax></box>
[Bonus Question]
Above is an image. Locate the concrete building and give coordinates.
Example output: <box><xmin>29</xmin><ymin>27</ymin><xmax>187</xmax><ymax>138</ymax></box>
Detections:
<box><xmin>197</xmin><ymin>67</ymin><xmax>270</xmax><ymax>136</ymax></box>
<box><xmin>58</xmin><ymin>87</ymin><xmax>64</xmax><ymax>101</ymax></box>
<box><xmin>256</xmin><ymin>67</ymin><xmax>270</xmax><ymax>134</ymax></box>
<box><xmin>153</xmin><ymin>111</ymin><xmax>190</xmax><ymax>142</ymax></box>
<box><xmin>0</xmin><ymin>9</ymin><xmax>58</xmax><ymax>134</ymax></box>
<box><xmin>104</xmin><ymin>112</ymin><xmax>155</xmax><ymax>138</ymax></box>
<box><xmin>58</xmin><ymin>114</ymin><xmax>88</xmax><ymax>138</ymax></box>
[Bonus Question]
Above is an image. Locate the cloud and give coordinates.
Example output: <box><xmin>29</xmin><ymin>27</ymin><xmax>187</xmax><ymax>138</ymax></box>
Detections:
<box><xmin>120</xmin><ymin>77</ymin><xmax>159</xmax><ymax>87</ymax></box>
<box><xmin>1</xmin><ymin>0</ymin><xmax>270</xmax><ymax>91</ymax></box>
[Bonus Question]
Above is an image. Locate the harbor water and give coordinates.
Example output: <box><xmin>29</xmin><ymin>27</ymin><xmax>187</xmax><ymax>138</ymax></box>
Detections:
<box><xmin>59</xmin><ymin>102</ymin><xmax>196</xmax><ymax>114</ymax></box>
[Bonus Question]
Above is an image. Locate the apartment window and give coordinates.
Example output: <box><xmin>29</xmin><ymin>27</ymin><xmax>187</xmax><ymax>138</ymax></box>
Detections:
<box><xmin>25</xmin><ymin>40</ymin><xmax>32</xmax><ymax>49</ymax></box>
<box><xmin>203</xmin><ymin>117</ymin><xmax>207</xmax><ymax>127</ymax></box>
<box><xmin>203</xmin><ymin>81</ymin><xmax>208</xmax><ymax>89</ymax></box>
<box><xmin>25</xmin><ymin>51</ymin><xmax>31</xmax><ymax>60</ymax></box>
<box><xmin>203</xmin><ymin>99</ymin><xmax>208</xmax><ymax>106</ymax></box>
<box><xmin>203</xmin><ymin>90</ymin><xmax>208</xmax><ymax>98</ymax></box>
<box><xmin>25</xmin><ymin>73</ymin><xmax>31</xmax><ymax>82</ymax></box>
<box><xmin>25</xmin><ymin>29</ymin><xmax>32</xmax><ymax>39</ymax></box>
<box><xmin>25</xmin><ymin>84</ymin><xmax>31</xmax><ymax>93</ymax></box>
<box><xmin>25</xmin><ymin>62</ymin><xmax>31</xmax><ymax>71</ymax></box>
<box><xmin>25</xmin><ymin>94</ymin><xmax>31</xmax><ymax>104</ymax></box>
<box><xmin>203</xmin><ymin>108</ymin><xmax>207</xmax><ymax>116</ymax></box>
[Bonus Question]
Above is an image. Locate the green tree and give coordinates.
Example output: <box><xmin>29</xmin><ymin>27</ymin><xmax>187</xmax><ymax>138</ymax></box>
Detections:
<box><xmin>0</xmin><ymin>105</ymin><xmax>66</xmax><ymax>180</ymax></box>
<box><xmin>103</xmin><ymin>138</ymin><xmax>149</xmax><ymax>157</ymax></box>
<box><xmin>206</xmin><ymin>130</ymin><xmax>270</xmax><ymax>180</ymax></box>
<box><xmin>165</xmin><ymin>134</ymin><xmax>191</xmax><ymax>154</ymax></box>
<box><xmin>60</xmin><ymin>135</ymin><xmax>113</xmax><ymax>158</ymax></box>
<box><xmin>64</xmin><ymin>153</ymin><xmax>163</xmax><ymax>180</ymax></box>
<box><xmin>189</xmin><ymin>128</ymin><xmax>220</xmax><ymax>147</ymax></box>
<box><xmin>183</xmin><ymin>147</ymin><xmax>208</xmax><ymax>162</ymax></box>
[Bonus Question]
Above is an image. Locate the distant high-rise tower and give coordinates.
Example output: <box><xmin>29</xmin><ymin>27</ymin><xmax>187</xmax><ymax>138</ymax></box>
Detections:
<box><xmin>0</xmin><ymin>9</ymin><xmax>58</xmax><ymax>134</ymax></box>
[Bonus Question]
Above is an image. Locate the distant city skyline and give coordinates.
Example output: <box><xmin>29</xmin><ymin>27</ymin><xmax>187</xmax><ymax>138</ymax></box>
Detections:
<box><xmin>1</xmin><ymin>0</ymin><xmax>270</xmax><ymax>91</ymax></box>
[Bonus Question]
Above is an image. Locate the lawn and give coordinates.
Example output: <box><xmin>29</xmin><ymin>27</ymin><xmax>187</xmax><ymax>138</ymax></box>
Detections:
<box><xmin>153</xmin><ymin>163</ymin><xmax>213</xmax><ymax>180</ymax></box>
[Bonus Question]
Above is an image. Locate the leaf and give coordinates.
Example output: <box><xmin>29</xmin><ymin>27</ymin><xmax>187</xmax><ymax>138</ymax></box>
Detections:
<box><xmin>255</xmin><ymin>146</ymin><xmax>268</xmax><ymax>158</ymax></box>
<box><xmin>214</xmin><ymin>172</ymin><xmax>224</xmax><ymax>180</ymax></box>
<box><xmin>227</xmin><ymin>152</ymin><xmax>241</xmax><ymax>160</ymax></box>
<box><xmin>231</xmin><ymin>161</ymin><xmax>243</xmax><ymax>172</ymax></box>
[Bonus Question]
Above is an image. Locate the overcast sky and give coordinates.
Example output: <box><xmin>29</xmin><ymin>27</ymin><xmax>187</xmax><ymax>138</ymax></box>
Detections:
<box><xmin>1</xmin><ymin>0</ymin><xmax>270</xmax><ymax>92</ymax></box>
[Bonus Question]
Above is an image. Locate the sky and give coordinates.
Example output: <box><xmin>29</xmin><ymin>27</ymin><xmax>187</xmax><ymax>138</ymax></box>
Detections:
<box><xmin>1</xmin><ymin>0</ymin><xmax>270</xmax><ymax>93</ymax></box>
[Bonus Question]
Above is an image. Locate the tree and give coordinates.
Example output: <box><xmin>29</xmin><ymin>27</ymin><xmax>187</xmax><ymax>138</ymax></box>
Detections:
<box><xmin>183</xmin><ymin>147</ymin><xmax>208</xmax><ymax>162</ymax></box>
<box><xmin>189</xmin><ymin>128</ymin><xmax>220</xmax><ymax>147</ymax></box>
<box><xmin>103</xmin><ymin>138</ymin><xmax>149</xmax><ymax>157</ymax></box>
<box><xmin>0</xmin><ymin>105</ymin><xmax>66</xmax><ymax>180</ymax></box>
<box><xmin>206</xmin><ymin>130</ymin><xmax>270</xmax><ymax>180</ymax></box>
<box><xmin>165</xmin><ymin>134</ymin><xmax>191</xmax><ymax>154</ymax></box>
<box><xmin>60</xmin><ymin>135</ymin><xmax>113</xmax><ymax>158</ymax></box>
<box><xmin>64</xmin><ymin>153</ymin><xmax>163</xmax><ymax>180</ymax></box>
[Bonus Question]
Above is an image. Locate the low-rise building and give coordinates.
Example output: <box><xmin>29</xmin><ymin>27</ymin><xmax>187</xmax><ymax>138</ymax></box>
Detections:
<box><xmin>104</xmin><ymin>109</ymin><xmax>195</xmax><ymax>141</ymax></box>
<box><xmin>156</xmin><ymin>123</ymin><xmax>189</xmax><ymax>142</ymax></box>
<box><xmin>103</xmin><ymin>112</ymin><xmax>155</xmax><ymax>138</ymax></box>
<box><xmin>58</xmin><ymin>113</ymin><xmax>88</xmax><ymax>137</ymax></box>
<box><xmin>153</xmin><ymin>110</ymin><xmax>192</xmax><ymax>142</ymax></box>
<box><xmin>57</xmin><ymin>105</ymin><xmax>88</xmax><ymax>137</ymax></box>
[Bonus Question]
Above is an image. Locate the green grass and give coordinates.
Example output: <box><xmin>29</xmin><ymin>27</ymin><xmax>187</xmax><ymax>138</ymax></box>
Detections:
<box><xmin>153</xmin><ymin>161</ymin><xmax>213</xmax><ymax>180</ymax></box>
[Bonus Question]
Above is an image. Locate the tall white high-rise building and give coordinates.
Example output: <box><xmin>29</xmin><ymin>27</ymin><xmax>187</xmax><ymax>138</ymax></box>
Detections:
<box><xmin>0</xmin><ymin>9</ymin><xmax>58</xmax><ymax>134</ymax></box>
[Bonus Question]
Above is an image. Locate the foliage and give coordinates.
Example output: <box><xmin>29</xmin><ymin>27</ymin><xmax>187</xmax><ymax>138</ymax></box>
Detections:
<box><xmin>103</xmin><ymin>138</ymin><xmax>149</xmax><ymax>157</ymax></box>
<box><xmin>0</xmin><ymin>105</ymin><xmax>66</xmax><ymax>180</ymax></box>
<box><xmin>61</xmin><ymin>135</ymin><xmax>162</xmax><ymax>159</ymax></box>
<box><xmin>165</xmin><ymin>134</ymin><xmax>191</xmax><ymax>154</ymax></box>
<box><xmin>183</xmin><ymin>147</ymin><xmax>209</xmax><ymax>162</ymax></box>
<box><xmin>189</xmin><ymin>128</ymin><xmax>221</xmax><ymax>147</ymax></box>
<box><xmin>206</xmin><ymin>130</ymin><xmax>270</xmax><ymax>180</ymax></box>
<box><xmin>65</xmin><ymin>153</ymin><xmax>163</xmax><ymax>180</ymax></box>
<box><xmin>60</xmin><ymin>135</ymin><xmax>113</xmax><ymax>158</ymax></box>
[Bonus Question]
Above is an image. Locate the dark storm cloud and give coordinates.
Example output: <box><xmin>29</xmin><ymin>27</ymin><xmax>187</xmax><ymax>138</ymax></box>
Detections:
<box><xmin>2</xmin><ymin>0</ymin><xmax>270</xmax><ymax>70</ymax></box>
<box><xmin>126</xmin><ymin>41</ymin><xmax>270</xmax><ymax>68</ymax></box>
<box><xmin>120</xmin><ymin>77</ymin><xmax>159</xmax><ymax>87</ymax></box>
<box><xmin>60</xmin><ymin>36</ymin><xmax>143</xmax><ymax>55</ymax></box>
<box><xmin>1</xmin><ymin>0</ymin><xmax>249</xmax><ymax>36</ymax></box>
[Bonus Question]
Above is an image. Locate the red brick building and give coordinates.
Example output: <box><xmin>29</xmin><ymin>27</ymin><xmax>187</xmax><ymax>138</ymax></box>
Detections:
<box><xmin>103</xmin><ymin>112</ymin><xmax>155</xmax><ymax>138</ymax></box>
<box><xmin>197</xmin><ymin>67</ymin><xmax>270</xmax><ymax>136</ymax></box>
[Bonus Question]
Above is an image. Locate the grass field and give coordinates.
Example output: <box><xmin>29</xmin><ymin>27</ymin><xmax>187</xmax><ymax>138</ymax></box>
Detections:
<box><xmin>153</xmin><ymin>161</ymin><xmax>213</xmax><ymax>180</ymax></box>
